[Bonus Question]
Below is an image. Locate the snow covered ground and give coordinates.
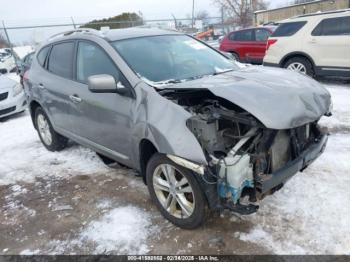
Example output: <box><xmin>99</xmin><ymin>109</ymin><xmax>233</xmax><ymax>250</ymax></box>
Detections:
<box><xmin>0</xmin><ymin>80</ymin><xmax>349</xmax><ymax>255</ymax></box>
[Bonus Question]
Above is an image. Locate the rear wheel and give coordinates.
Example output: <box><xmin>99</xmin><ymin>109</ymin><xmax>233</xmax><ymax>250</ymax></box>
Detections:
<box><xmin>146</xmin><ymin>153</ymin><xmax>206</xmax><ymax>229</ymax></box>
<box><xmin>35</xmin><ymin>107</ymin><xmax>68</xmax><ymax>151</ymax></box>
<box><xmin>284</xmin><ymin>57</ymin><xmax>314</xmax><ymax>77</ymax></box>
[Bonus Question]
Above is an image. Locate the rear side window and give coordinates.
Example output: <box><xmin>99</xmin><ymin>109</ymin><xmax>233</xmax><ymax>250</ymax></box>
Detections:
<box><xmin>312</xmin><ymin>16</ymin><xmax>350</xmax><ymax>36</ymax></box>
<box><xmin>37</xmin><ymin>46</ymin><xmax>50</xmax><ymax>67</ymax></box>
<box><xmin>48</xmin><ymin>42</ymin><xmax>74</xmax><ymax>79</ymax></box>
<box><xmin>234</xmin><ymin>30</ymin><xmax>254</xmax><ymax>41</ymax></box>
<box><xmin>255</xmin><ymin>29</ymin><xmax>270</xmax><ymax>41</ymax></box>
<box><xmin>272</xmin><ymin>21</ymin><xmax>307</xmax><ymax>37</ymax></box>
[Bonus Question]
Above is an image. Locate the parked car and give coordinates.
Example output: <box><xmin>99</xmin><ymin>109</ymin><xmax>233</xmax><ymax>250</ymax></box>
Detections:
<box><xmin>264</xmin><ymin>9</ymin><xmax>350</xmax><ymax>77</ymax></box>
<box><xmin>18</xmin><ymin>51</ymin><xmax>35</xmax><ymax>87</ymax></box>
<box><xmin>0</xmin><ymin>74</ymin><xmax>27</xmax><ymax>119</ymax></box>
<box><xmin>0</xmin><ymin>49</ymin><xmax>16</xmax><ymax>74</ymax></box>
<box><xmin>26</xmin><ymin>28</ymin><xmax>332</xmax><ymax>229</ymax></box>
<box><xmin>219</xmin><ymin>26</ymin><xmax>276</xmax><ymax>63</ymax></box>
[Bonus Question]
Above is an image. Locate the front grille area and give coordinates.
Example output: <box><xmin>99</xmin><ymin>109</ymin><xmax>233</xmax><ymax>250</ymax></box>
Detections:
<box><xmin>0</xmin><ymin>106</ymin><xmax>16</xmax><ymax>116</ymax></box>
<box><xmin>0</xmin><ymin>92</ymin><xmax>8</xmax><ymax>102</ymax></box>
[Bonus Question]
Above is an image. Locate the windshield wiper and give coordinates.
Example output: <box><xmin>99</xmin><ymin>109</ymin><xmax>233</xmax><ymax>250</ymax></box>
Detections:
<box><xmin>213</xmin><ymin>68</ymin><xmax>235</xmax><ymax>75</ymax></box>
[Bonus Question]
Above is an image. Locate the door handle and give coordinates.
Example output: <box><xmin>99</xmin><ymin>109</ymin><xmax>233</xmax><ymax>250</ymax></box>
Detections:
<box><xmin>38</xmin><ymin>83</ymin><xmax>45</xmax><ymax>89</ymax></box>
<box><xmin>310</xmin><ymin>39</ymin><xmax>317</xmax><ymax>44</ymax></box>
<box><xmin>69</xmin><ymin>94</ymin><xmax>82</xmax><ymax>103</ymax></box>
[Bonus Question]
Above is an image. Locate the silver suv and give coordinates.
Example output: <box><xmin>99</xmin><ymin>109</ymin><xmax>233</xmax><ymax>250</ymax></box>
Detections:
<box><xmin>26</xmin><ymin>28</ymin><xmax>332</xmax><ymax>229</ymax></box>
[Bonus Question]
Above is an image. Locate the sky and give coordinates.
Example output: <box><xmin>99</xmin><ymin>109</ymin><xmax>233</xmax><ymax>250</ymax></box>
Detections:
<box><xmin>0</xmin><ymin>0</ymin><xmax>290</xmax><ymax>44</ymax></box>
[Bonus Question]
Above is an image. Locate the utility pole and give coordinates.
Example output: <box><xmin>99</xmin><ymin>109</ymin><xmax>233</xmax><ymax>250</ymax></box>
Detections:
<box><xmin>1</xmin><ymin>20</ymin><xmax>17</xmax><ymax>67</ymax></box>
<box><xmin>192</xmin><ymin>0</ymin><xmax>195</xmax><ymax>28</ymax></box>
<box><xmin>70</xmin><ymin>17</ymin><xmax>77</xmax><ymax>29</ymax></box>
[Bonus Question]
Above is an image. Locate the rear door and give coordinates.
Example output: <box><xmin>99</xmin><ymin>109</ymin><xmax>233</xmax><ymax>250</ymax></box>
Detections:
<box><xmin>39</xmin><ymin>41</ymin><xmax>76</xmax><ymax>133</ymax></box>
<box><xmin>68</xmin><ymin>40</ymin><xmax>135</xmax><ymax>165</ymax></box>
<box><xmin>253</xmin><ymin>28</ymin><xmax>271</xmax><ymax>62</ymax></box>
<box><xmin>306</xmin><ymin>15</ymin><xmax>350</xmax><ymax>70</ymax></box>
<box><xmin>232</xmin><ymin>29</ymin><xmax>255</xmax><ymax>62</ymax></box>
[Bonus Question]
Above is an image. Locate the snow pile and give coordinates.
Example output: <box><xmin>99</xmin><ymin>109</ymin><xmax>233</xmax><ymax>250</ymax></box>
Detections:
<box><xmin>0</xmin><ymin>113</ymin><xmax>110</xmax><ymax>185</ymax></box>
<box><xmin>13</xmin><ymin>46</ymin><xmax>35</xmax><ymax>59</ymax></box>
<box><xmin>80</xmin><ymin>206</ymin><xmax>155</xmax><ymax>254</ymax></box>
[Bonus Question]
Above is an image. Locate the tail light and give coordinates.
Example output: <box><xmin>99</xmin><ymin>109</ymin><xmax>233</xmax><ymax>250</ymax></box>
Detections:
<box><xmin>23</xmin><ymin>70</ymin><xmax>30</xmax><ymax>82</ymax></box>
<box><xmin>266</xmin><ymin>39</ymin><xmax>277</xmax><ymax>50</ymax></box>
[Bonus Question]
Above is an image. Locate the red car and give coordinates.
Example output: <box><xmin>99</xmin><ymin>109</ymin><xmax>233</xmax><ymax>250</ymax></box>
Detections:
<box><xmin>219</xmin><ymin>26</ymin><xmax>276</xmax><ymax>64</ymax></box>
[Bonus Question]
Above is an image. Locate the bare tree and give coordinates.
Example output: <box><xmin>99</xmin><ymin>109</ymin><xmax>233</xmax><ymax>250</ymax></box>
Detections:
<box><xmin>196</xmin><ymin>10</ymin><xmax>210</xmax><ymax>20</ymax></box>
<box><xmin>213</xmin><ymin>0</ymin><xmax>269</xmax><ymax>28</ymax></box>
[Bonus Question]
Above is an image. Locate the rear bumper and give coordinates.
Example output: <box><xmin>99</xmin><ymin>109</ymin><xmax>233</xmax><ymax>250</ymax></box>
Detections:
<box><xmin>256</xmin><ymin>134</ymin><xmax>328</xmax><ymax>194</ymax></box>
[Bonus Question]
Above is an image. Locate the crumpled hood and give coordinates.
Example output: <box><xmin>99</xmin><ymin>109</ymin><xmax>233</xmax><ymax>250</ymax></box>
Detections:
<box><xmin>164</xmin><ymin>66</ymin><xmax>332</xmax><ymax>129</ymax></box>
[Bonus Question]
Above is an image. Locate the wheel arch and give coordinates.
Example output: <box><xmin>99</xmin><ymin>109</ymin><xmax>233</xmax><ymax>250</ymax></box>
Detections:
<box><xmin>139</xmin><ymin>138</ymin><xmax>158</xmax><ymax>184</ymax></box>
<box><xmin>279</xmin><ymin>52</ymin><xmax>316</xmax><ymax>69</ymax></box>
<box><xmin>29</xmin><ymin>100</ymin><xmax>42</xmax><ymax>129</ymax></box>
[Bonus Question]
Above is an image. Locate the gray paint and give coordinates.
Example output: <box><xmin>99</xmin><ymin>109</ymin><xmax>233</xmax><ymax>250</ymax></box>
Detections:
<box><xmin>27</xmin><ymin>28</ymin><xmax>331</xmax><ymax>171</ymax></box>
<box><xmin>161</xmin><ymin>66</ymin><xmax>331</xmax><ymax>129</ymax></box>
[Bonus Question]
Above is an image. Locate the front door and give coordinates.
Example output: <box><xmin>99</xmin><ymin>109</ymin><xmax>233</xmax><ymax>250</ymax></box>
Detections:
<box><xmin>69</xmin><ymin>41</ymin><xmax>135</xmax><ymax>165</ymax></box>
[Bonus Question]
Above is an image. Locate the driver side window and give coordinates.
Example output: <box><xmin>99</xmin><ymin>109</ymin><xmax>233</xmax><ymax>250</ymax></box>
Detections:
<box><xmin>76</xmin><ymin>41</ymin><xmax>126</xmax><ymax>86</ymax></box>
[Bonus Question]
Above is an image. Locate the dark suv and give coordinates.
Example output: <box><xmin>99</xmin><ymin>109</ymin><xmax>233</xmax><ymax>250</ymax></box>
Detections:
<box><xmin>26</xmin><ymin>28</ymin><xmax>331</xmax><ymax>229</ymax></box>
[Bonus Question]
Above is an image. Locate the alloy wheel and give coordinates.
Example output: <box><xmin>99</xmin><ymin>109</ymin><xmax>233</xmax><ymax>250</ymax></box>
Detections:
<box><xmin>287</xmin><ymin>62</ymin><xmax>307</xmax><ymax>74</ymax></box>
<box><xmin>37</xmin><ymin>113</ymin><xmax>52</xmax><ymax>146</ymax></box>
<box><xmin>152</xmin><ymin>164</ymin><xmax>195</xmax><ymax>219</ymax></box>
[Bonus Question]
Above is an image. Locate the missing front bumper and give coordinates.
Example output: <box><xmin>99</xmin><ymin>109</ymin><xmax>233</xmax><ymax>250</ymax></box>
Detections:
<box><xmin>256</xmin><ymin>134</ymin><xmax>328</xmax><ymax>194</ymax></box>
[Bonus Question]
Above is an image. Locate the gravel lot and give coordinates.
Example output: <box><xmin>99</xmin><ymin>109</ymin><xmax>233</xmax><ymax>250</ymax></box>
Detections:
<box><xmin>0</xmin><ymin>79</ymin><xmax>349</xmax><ymax>255</ymax></box>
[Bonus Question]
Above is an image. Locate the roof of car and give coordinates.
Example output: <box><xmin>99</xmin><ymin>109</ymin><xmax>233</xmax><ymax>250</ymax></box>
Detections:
<box><xmin>103</xmin><ymin>27</ymin><xmax>183</xmax><ymax>41</ymax></box>
<box><xmin>47</xmin><ymin>27</ymin><xmax>183</xmax><ymax>44</ymax></box>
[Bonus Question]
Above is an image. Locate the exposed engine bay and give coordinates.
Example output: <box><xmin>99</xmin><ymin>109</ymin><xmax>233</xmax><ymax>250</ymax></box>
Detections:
<box><xmin>160</xmin><ymin>89</ymin><xmax>325</xmax><ymax>214</ymax></box>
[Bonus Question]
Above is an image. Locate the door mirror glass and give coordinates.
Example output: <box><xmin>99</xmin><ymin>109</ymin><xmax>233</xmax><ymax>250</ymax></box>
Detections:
<box><xmin>88</xmin><ymin>74</ymin><xmax>118</xmax><ymax>93</ymax></box>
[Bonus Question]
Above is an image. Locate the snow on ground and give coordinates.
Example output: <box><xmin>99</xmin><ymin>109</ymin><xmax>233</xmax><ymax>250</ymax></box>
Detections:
<box><xmin>80</xmin><ymin>206</ymin><xmax>156</xmax><ymax>254</ymax></box>
<box><xmin>0</xmin><ymin>113</ymin><xmax>110</xmax><ymax>185</ymax></box>
<box><xmin>319</xmin><ymin>84</ymin><xmax>350</xmax><ymax>132</ymax></box>
<box><xmin>238</xmin><ymin>82</ymin><xmax>350</xmax><ymax>254</ymax></box>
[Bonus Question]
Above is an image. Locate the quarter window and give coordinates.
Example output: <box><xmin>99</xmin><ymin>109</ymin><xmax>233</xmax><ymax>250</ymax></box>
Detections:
<box><xmin>37</xmin><ymin>46</ymin><xmax>50</xmax><ymax>67</ymax></box>
<box><xmin>76</xmin><ymin>42</ymin><xmax>120</xmax><ymax>84</ymax></box>
<box><xmin>272</xmin><ymin>21</ymin><xmax>307</xmax><ymax>37</ymax></box>
<box><xmin>48</xmin><ymin>42</ymin><xmax>74</xmax><ymax>79</ymax></box>
<box><xmin>312</xmin><ymin>16</ymin><xmax>350</xmax><ymax>36</ymax></box>
<box><xmin>255</xmin><ymin>29</ymin><xmax>270</xmax><ymax>41</ymax></box>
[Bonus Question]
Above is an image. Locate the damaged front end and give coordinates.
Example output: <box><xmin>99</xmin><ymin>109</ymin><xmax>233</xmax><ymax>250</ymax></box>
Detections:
<box><xmin>160</xmin><ymin>89</ymin><xmax>329</xmax><ymax>215</ymax></box>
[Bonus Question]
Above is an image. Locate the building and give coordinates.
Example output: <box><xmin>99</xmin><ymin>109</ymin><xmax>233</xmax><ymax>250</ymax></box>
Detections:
<box><xmin>254</xmin><ymin>0</ymin><xmax>350</xmax><ymax>25</ymax></box>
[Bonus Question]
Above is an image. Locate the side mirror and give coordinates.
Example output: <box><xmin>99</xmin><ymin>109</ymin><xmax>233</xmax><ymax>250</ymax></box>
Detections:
<box><xmin>88</xmin><ymin>74</ymin><xmax>129</xmax><ymax>95</ymax></box>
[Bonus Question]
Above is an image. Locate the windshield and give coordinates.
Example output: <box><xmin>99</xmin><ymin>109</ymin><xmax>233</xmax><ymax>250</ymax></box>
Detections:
<box><xmin>111</xmin><ymin>35</ymin><xmax>238</xmax><ymax>86</ymax></box>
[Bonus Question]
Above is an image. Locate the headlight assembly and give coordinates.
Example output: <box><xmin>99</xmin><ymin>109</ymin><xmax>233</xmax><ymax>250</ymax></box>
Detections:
<box><xmin>12</xmin><ymin>84</ymin><xmax>23</xmax><ymax>97</ymax></box>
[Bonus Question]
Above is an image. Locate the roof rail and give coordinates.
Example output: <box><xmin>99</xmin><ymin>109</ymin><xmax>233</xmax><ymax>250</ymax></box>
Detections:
<box><xmin>294</xmin><ymin>8</ymin><xmax>350</xmax><ymax>19</ymax></box>
<box><xmin>48</xmin><ymin>28</ymin><xmax>101</xmax><ymax>40</ymax></box>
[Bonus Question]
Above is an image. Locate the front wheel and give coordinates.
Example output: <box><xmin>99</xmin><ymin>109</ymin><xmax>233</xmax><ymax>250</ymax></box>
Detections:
<box><xmin>146</xmin><ymin>153</ymin><xmax>206</xmax><ymax>229</ymax></box>
<box><xmin>35</xmin><ymin>107</ymin><xmax>68</xmax><ymax>151</ymax></box>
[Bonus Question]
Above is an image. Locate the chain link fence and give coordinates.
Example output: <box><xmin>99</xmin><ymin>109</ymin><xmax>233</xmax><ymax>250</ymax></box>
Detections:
<box><xmin>0</xmin><ymin>16</ymin><xmax>237</xmax><ymax>49</ymax></box>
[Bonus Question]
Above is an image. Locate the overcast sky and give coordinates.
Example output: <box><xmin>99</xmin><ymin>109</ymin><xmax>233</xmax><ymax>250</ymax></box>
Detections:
<box><xmin>0</xmin><ymin>0</ymin><xmax>291</xmax><ymax>21</ymax></box>
<box><xmin>0</xmin><ymin>0</ymin><xmax>290</xmax><ymax>43</ymax></box>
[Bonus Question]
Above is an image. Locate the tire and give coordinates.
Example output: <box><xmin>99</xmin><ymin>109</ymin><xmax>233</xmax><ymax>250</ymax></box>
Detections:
<box><xmin>284</xmin><ymin>57</ymin><xmax>314</xmax><ymax>77</ymax></box>
<box><xmin>35</xmin><ymin>107</ymin><xmax>68</xmax><ymax>151</ymax></box>
<box><xmin>230</xmin><ymin>52</ymin><xmax>240</xmax><ymax>62</ymax></box>
<box><xmin>146</xmin><ymin>153</ymin><xmax>206</xmax><ymax>229</ymax></box>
